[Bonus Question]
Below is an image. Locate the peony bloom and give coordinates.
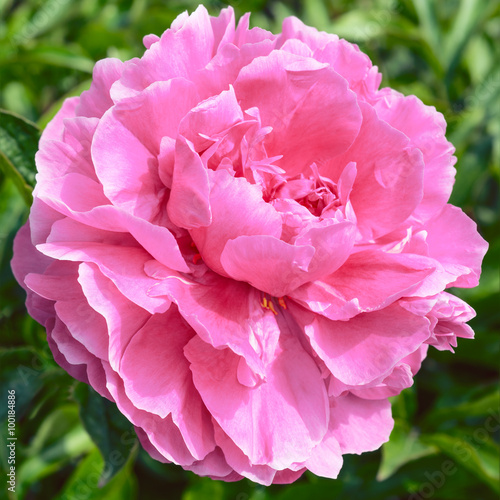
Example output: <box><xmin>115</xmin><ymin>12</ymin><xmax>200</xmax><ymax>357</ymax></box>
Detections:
<box><xmin>12</xmin><ymin>5</ymin><xmax>488</xmax><ymax>485</ymax></box>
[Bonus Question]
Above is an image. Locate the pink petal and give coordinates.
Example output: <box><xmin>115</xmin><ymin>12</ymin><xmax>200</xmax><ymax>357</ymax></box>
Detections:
<box><xmin>194</xmin><ymin>35</ymin><xmax>276</xmax><ymax>99</ymax></box>
<box><xmin>304</xmin><ymin>433</ymin><xmax>343</xmax><ymax>479</ymax></box>
<box><xmin>314</xmin><ymin>39</ymin><xmax>381</xmax><ymax>97</ymax></box>
<box><xmin>103</xmin><ymin>363</ymin><xmax>199</xmax><ymax>465</ymax></box>
<box><xmin>36</xmin><ymin>119</ymin><xmax>99</xmax><ymax>182</ymax></box>
<box><xmin>77</xmin><ymin>262</ymin><xmax>152</xmax><ymax>371</ymax></box>
<box><xmin>220</xmin><ymin>234</ymin><xmax>315</xmax><ymax>296</ymax></box>
<box><xmin>184</xmin><ymin>330</ymin><xmax>329</xmax><ymax>470</ymax></box>
<box><xmin>214</xmin><ymin>425</ymin><xmax>277</xmax><ymax>485</ymax></box>
<box><xmin>11</xmin><ymin>222</ymin><xmax>55</xmax><ymax>326</ymax></box>
<box><xmin>147</xmin><ymin>268</ymin><xmax>280</xmax><ymax>376</ymax></box>
<box><xmin>184</xmin><ymin>447</ymin><xmax>234</xmax><ymax>479</ymax></box>
<box><xmin>34</xmin><ymin>172</ymin><xmax>109</xmax><ymax>216</ymax></box>
<box><xmin>35</xmin><ymin>173</ymin><xmax>188</xmax><ymax>273</ymax></box>
<box><xmin>401</xmin><ymin>292</ymin><xmax>476</xmax><ymax>352</ymax></box>
<box><xmin>39</xmin><ymin>97</ymin><xmax>78</xmax><ymax>146</ymax></box>
<box><xmin>371</xmin><ymin>90</ymin><xmax>457</xmax><ymax>221</ymax></box>
<box><xmin>425</xmin><ymin>204</ymin><xmax>488</xmax><ymax>288</ymax></box>
<box><xmin>189</xmin><ymin>168</ymin><xmax>282</xmax><ymax>275</ymax></box>
<box><xmin>112</xmin><ymin>5</ymin><xmax>215</xmax><ymax>99</ymax></box>
<box><xmin>142</xmin><ymin>34</ymin><xmax>160</xmax><ymax>49</ymax></box>
<box><xmin>167</xmin><ymin>136</ymin><xmax>212</xmax><ymax>229</ymax></box>
<box><xmin>323</xmin><ymin>101</ymin><xmax>425</xmax><ymax>238</ymax></box>
<box><xmin>178</xmin><ymin>86</ymin><xmax>243</xmax><ymax>153</ymax></box>
<box><xmin>234</xmin><ymin>50</ymin><xmax>362</xmax><ymax>176</ymax></box>
<box><xmin>292</xmin><ymin>302</ymin><xmax>430</xmax><ymax>386</ymax></box>
<box><xmin>28</xmin><ymin>198</ymin><xmax>65</xmax><ymax>246</ymax></box>
<box><xmin>210</xmin><ymin>7</ymin><xmax>236</xmax><ymax>54</ymax></box>
<box><xmin>77</xmin><ymin>58</ymin><xmax>124</xmax><ymax>118</ymax></box>
<box><xmin>91</xmin><ymin>107</ymin><xmax>164</xmax><ymax>222</ymax></box>
<box><xmin>37</xmin><ymin>241</ymin><xmax>170</xmax><ymax>314</ymax></box>
<box><xmin>111</xmin><ymin>78</ymin><xmax>199</xmax><ymax>156</ymax></box>
<box><xmin>12</xmin><ymin>222</ymin><xmax>52</xmax><ymax>293</ymax></box>
<box><xmin>278</xmin><ymin>16</ymin><xmax>334</xmax><ymax>52</ymax></box>
<box><xmin>272</xmin><ymin>468</ymin><xmax>306</xmax><ymax>484</ymax></box>
<box><xmin>294</xmin><ymin>219</ymin><xmax>356</xmax><ymax>279</ymax></box>
<box><xmin>120</xmin><ymin>308</ymin><xmax>215</xmax><ymax>459</ymax></box>
<box><xmin>289</xmin><ymin>250</ymin><xmax>435</xmax><ymax>321</ymax></box>
<box><xmin>24</xmin><ymin>262</ymin><xmax>108</xmax><ymax>361</ymax></box>
<box><xmin>49</xmin><ymin>317</ymin><xmax>112</xmax><ymax>402</ymax></box>
<box><xmin>329</xmin><ymin>394</ymin><xmax>393</xmax><ymax>454</ymax></box>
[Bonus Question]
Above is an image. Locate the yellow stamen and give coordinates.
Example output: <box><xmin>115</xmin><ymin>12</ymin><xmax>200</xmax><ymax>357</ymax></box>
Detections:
<box><xmin>261</xmin><ymin>296</ymin><xmax>268</xmax><ymax>308</ymax></box>
<box><xmin>268</xmin><ymin>301</ymin><xmax>278</xmax><ymax>315</ymax></box>
<box><xmin>278</xmin><ymin>296</ymin><xmax>287</xmax><ymax>309</ymax></box>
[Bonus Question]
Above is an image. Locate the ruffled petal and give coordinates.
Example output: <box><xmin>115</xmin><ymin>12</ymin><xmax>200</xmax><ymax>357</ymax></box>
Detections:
<box><xmin>329</xmin><ymin>394</ymin><xmax>393</xmax><ymax>454</ymax></box>
<box><xmin>120</xmin><ymin>308</ymin><xmax>215</xmax><ymax>458</ymax></box>
<box><xmin>424</xmin><ymin>204</ymin><xmax>488</xmax><ymax>288</ymax></box>
<box><xmin>234</xmin><ymin>50</ymin><xmax>362</xmax><ymax>176</ymax></box>
<box><xmin>189</xmin><ymin>169</ymin><xmax>282</xmax><ymax>275</ymax></box>
<box><xmin>77</xmin><ymin>58</ymin><xmax>125</xmax><ymax>118</ymax></box>
<box><xmin>36</xmin><ymin>240</ymin><xmax>170</xmax><ymax>313</ymax></box>
<box><xmin>371</xmin><ymin>90</ymin><xmax>456</xmax><ymax>221</ymax></box>
<box><xmin>289</xmin><ymin>250</ymin><xmax>435</xmax><ymax>320</ymax></box>
<box><xmin>323</xmin><ymin>101</ymin><xmax>425</xmax><ymax>238</ymax></box>
<box><xmin>146</xmin><ymin>265</ymin><xmax>280</xmax><ymax>377</ymax></box>
<box><xmin>292</xmin><ymin>302</ymin><xmax>430</xmax><ymax>386</ymax></box>
<box><xmin>185</xmin><ymin>329</ymin><xmax>329</xmax><ymax>470</ymax></box>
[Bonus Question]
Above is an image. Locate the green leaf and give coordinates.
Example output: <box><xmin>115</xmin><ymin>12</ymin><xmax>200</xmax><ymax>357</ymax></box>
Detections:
<box><xmin>0</xmin><ymin>109</ymin><xmax>39</xmax><ymax>204</ymax></box>
<box><xmin>0</xmin><ymin>347</ymin><xmax>46</xmax><ymax>421</ymax></box>
<box><xmin>275</xmin><ymin>480</ymin><xmax>343</xmax><ymax>500</ymax></box>
<box><xmin>8</xmin><ymin>0</ymin><xmax>74</xmax><ymax>47</ymax></box>
<box><xmin>377</xmin><ymin>419</ymin><xmax>438</xmax><ymax>481</ymax></box>
<box><xmin>423</xmin><ymin>389</ymin><xmax>500</xmax><ymax>427</ymax></box>
<box><xmin>443</xmin><ymin>0</ymin><xmax>492</xmax><ymax>80</ymax></box>
<box><xmin>421</xmin><ymin>433</ymin><xmax>500</xmax><ymax>494</ymax></box>
<box><xmin>303</xmin><ymin>0</ymin><xmax>331</xmax><ymax>32</ymax></box>
<box><xmin>411</xmin><ymin>0</ymin><xmax>442</xmax><ymax>65</ymax></box>
<box><xmin>25</xmin><ymin>404</ymin><xmax>81</xmax><ymax>456</ymax></box>
<box><xmin>54</xmin><ymin>446</ymin><xmax>138</xmax><ymax>500</ymax></box>
<box><xmin>390</xmin><ymin>386</ymin><xmax>417</xmax><ymax>421</ymax></box>
<box><xmin>12</xmin><ymin>45</ymin><xmax>95</xmax><ymax>73</ymax></box>
<box><xmin>73</xmin><ymin>382</ymin><xmax>138</xmax><ymax>485</ymax></box>
<box><xmin>464</xmin><ymin>35</ymin><xmax>496</xmax><ymax>85</ymax></box>
<box><xmin>182</xmin><ymin>477</ymin><xmax>226</xmax><ymax>500</ymax></box>
<box><xmin>17</xmin><ymin>424</ymin><xmax>94</xmax><ymax>497</ymax></box>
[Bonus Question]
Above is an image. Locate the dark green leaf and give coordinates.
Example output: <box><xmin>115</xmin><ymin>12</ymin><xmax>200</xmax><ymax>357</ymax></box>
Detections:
<box><xmin>421</xmin><ymin>433</ymin><xmax>500</xmax><ymax>494</ymax></box>
<box><xmin>17</xmin><ymin>424</ymin><xmax>94</xmax><ymax>497</ymax></box>
<box><xmin>7</xmin><ymin>45</ymin><xmax>95</xmax><ymax>73</ymax></box>
<box><xmin>0</xmin><ymin>109</ymin><xmax>39</xmax><ymax>204</ymax></box>
<box><xmin>73</xmin><ymin>382</ymin><xmax>138</xmax><ymax>485</ymax></box>
<box><xmin>423</xmin><ymin>389</ymin><xmax>500</xmax><ymax>427</ymax></box>
<box><xmin>378</xmin><ymin>419</ymin><xmax>438</xmax><ymax>481</ymax></box>
<box><xmin>411</xmin><ymin>0</ymin><xmax>442</xmax><ymax>65</ymax></box>
<box><xmin>390</xmin><ymin>386</ymin><xmax>417</xmax><ymax>421</ymax></box>
<box><xmin>182</xmin><ymin>477</ymin><xmax>226</xmax><ymax>500</ymax></box>
<box><xmin>444</xmin><ymin>0</ymin><xmax>493</xmax><ymax>81</ymax></box>
<box><xmin>54</xmin><ymin>446</ymin><xmax>138</xmax><ymax>500</ymax></box>
<box><xmin>0</xmin><ymin>347</ymin><xmax>46</xmax><ymax>421</ymax></box>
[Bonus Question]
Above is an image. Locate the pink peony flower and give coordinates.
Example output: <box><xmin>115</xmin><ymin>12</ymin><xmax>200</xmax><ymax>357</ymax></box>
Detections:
<box><xmin>12</xmin><ymin>5</ymin><xmax>488</xmax><ymax>485</ymax></box>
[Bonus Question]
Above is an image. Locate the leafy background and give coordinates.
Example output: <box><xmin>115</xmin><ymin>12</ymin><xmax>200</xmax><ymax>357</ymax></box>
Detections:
<box><xmin>0</xmin><ymin>0</ymin><xmax>499</xmax><ymax>499</ymax></box>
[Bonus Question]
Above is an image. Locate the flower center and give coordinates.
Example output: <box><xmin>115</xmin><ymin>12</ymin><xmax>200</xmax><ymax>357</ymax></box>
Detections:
<box><xmin>267</xmin><ymin>164</ymin><xmax>341</xmax><ymax>218</ymax></box>
<box><xmin>260</xmin><ymin>294</ymin><xmax>287</xmax><ymax>315</ymax></box>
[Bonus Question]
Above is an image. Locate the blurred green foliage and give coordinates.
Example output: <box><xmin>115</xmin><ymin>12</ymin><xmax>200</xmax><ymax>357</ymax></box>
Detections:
<box><xmin>0</xmin><ymin>0</ymin><xmax>499</xmax><ymax>499</ymax></box>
